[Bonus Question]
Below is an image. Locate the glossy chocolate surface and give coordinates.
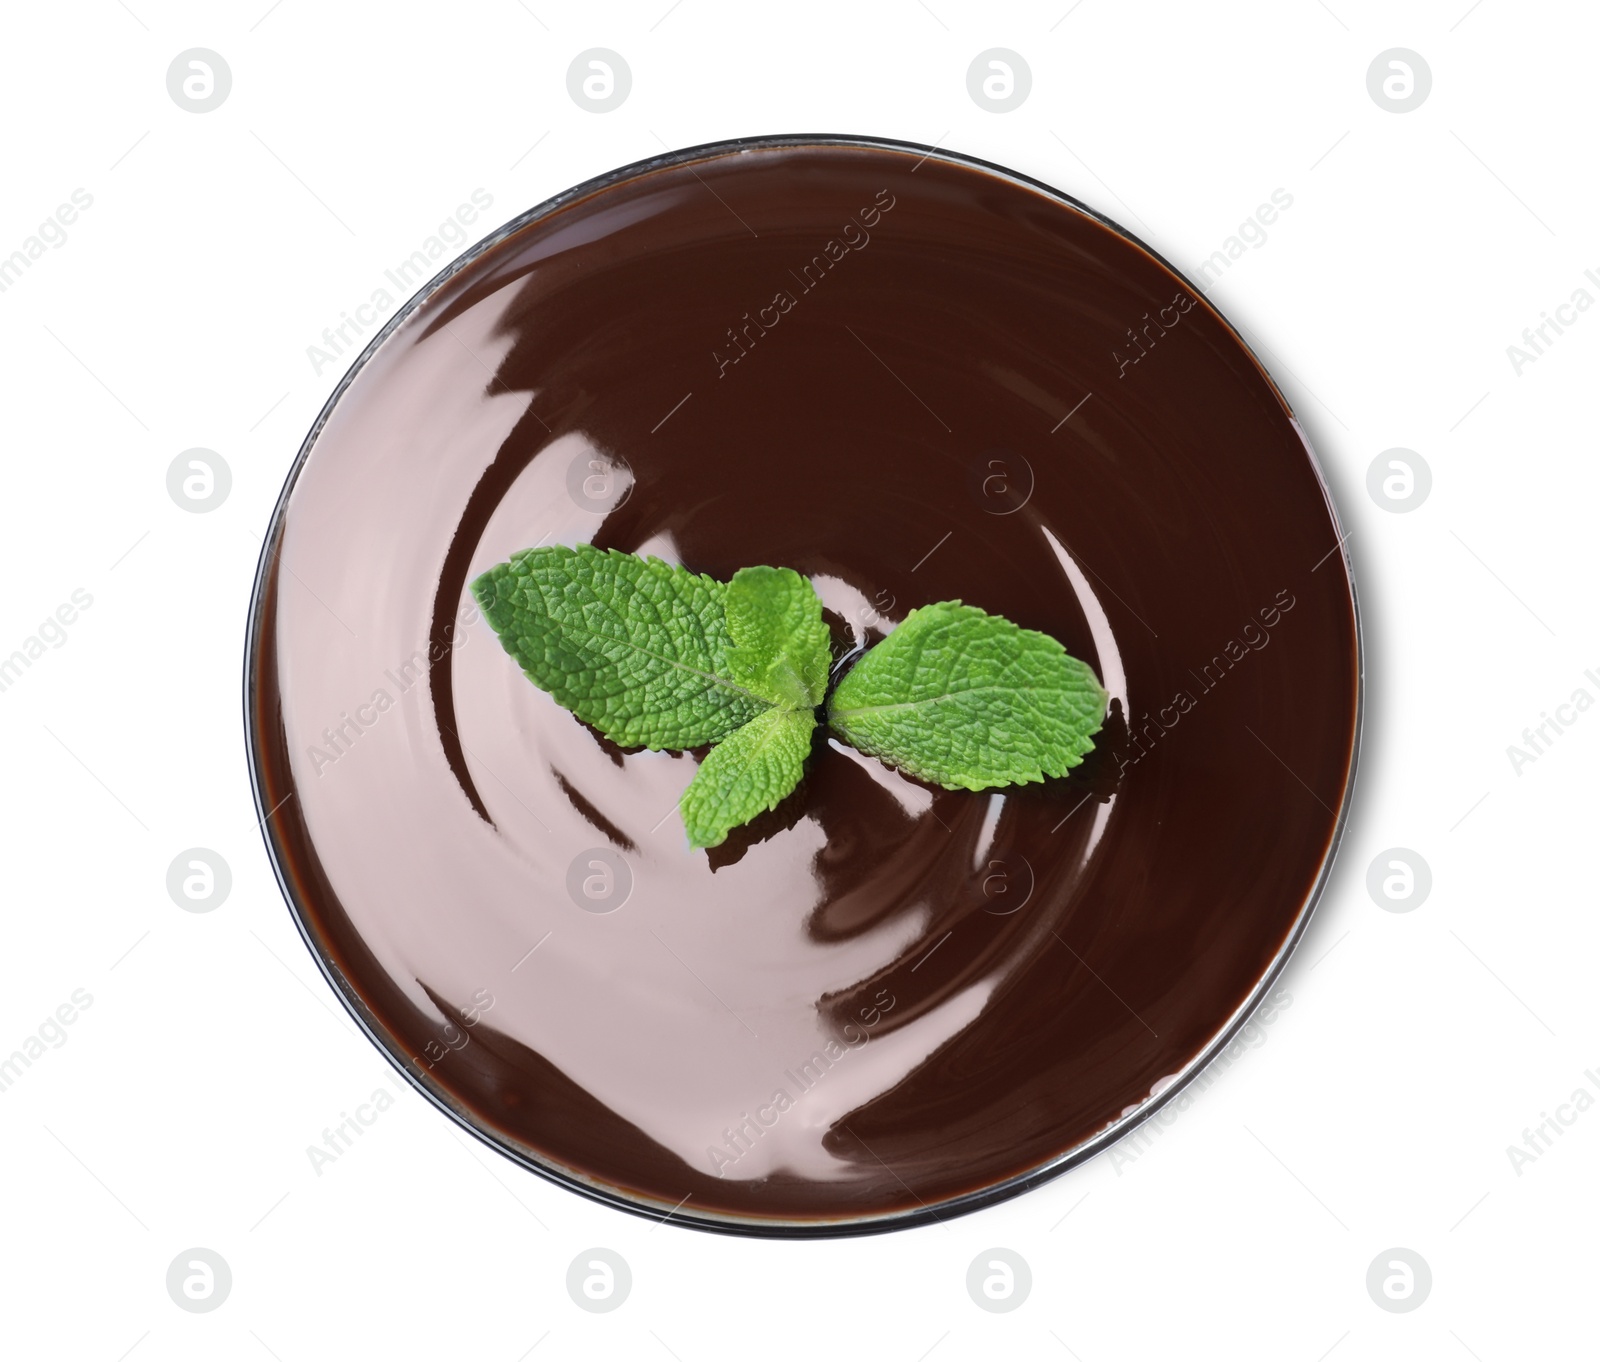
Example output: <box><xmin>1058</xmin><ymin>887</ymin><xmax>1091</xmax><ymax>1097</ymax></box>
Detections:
<box><xmin>248</xmin><ymin>139</ymin><xmax>1359</xmax><ymax>1231</ymax></box>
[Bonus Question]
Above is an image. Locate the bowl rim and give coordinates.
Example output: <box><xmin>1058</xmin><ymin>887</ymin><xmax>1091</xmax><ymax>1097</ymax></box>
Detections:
<box><xmin>242</xmin><ymin>131</ymin><xmax>1364</xmax><ymax>1238</ymax></box>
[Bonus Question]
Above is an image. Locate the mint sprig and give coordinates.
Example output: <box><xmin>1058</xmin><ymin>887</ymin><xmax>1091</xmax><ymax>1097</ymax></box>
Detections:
<box><xmin>472</xmin><ymin>547</ymin><xmax>1107</xmax><ymax>849</ymax></box>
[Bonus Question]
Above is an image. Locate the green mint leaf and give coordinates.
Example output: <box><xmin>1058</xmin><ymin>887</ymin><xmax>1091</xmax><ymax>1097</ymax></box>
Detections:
<box><xmin>680</xmin><ymin>706</ymin><xmax>816</xmax><ymax>849</ymax></box>
<box><xmin>826</xmin><ymin>601</ymin><xmax>1107</xmax><ymax>791</ymax></box>
<box><xmin>471</xmin><ymin>544</ymin><xmax>768</xmax><ymax>750</ymax></box>
<box><xmin>725</xmin><ymin>565</ymin><xmax>831</xmax><ymax>709</ymax></box>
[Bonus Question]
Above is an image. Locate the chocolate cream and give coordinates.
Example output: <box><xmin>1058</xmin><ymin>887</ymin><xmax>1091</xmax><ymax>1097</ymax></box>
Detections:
<box><xmin>247</xmin><ymin>137</ymin><xmax>1359</xmax><ymax>1232</ymax></box>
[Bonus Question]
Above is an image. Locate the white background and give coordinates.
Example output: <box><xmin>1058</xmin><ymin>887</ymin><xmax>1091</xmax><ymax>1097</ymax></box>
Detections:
<box><xmin>1</xmin><ymin>1</ymin><xmax>1595</xmax><ymax>1358</ymax></box>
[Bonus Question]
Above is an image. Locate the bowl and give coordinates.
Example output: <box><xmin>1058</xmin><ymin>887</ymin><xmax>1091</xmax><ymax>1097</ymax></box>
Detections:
<box><xmin>245</xmin><ymin>134</ymin><xmax>1361</xmax><ymax>1235</ymax></box>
